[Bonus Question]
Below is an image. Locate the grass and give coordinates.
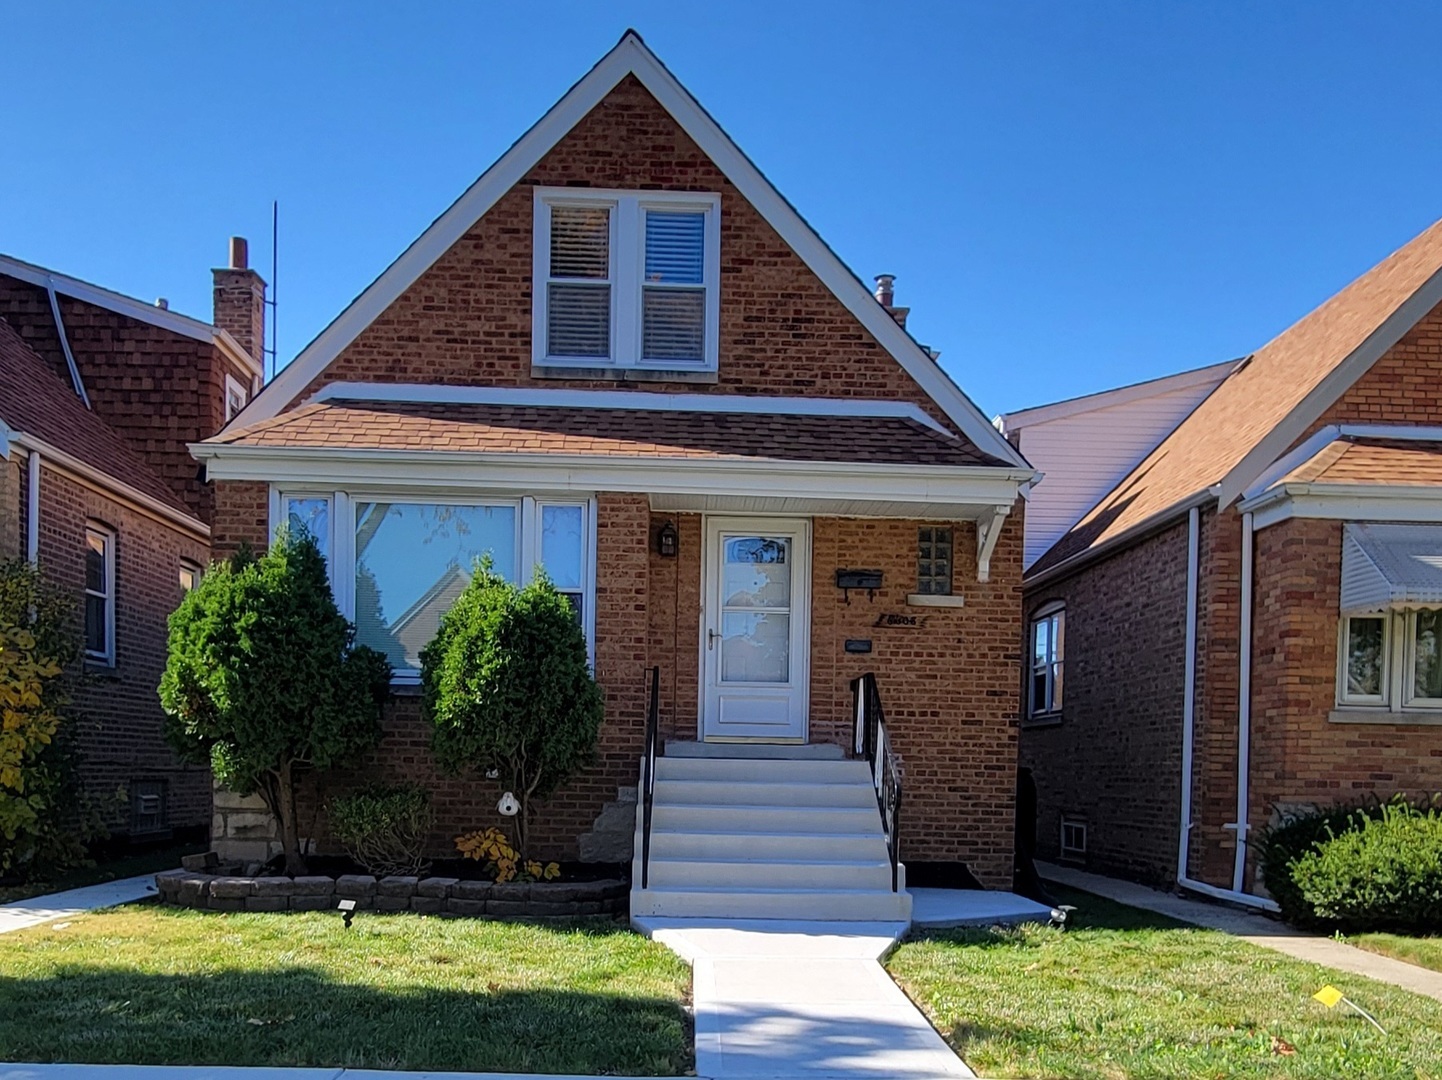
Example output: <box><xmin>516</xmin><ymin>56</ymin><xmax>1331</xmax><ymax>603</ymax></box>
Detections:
<box><xmin>0</xmin><ymin>842</ymin><xmax>206</xmax><ymax>904</ymax></box>
<box><xmin>0</xmin><ymin>903</ymin><xmax>692</xmax><ymax>1074</ymax></box>
<box><xmin>887</xmin><ymin>886</ymin><xmax>1442</xmax><ymax>1080</ymax></box>
<box><xmin>1341</xmin><ymin>931</ymin><xmax>1442</xmax><ymax>976</ymax></box>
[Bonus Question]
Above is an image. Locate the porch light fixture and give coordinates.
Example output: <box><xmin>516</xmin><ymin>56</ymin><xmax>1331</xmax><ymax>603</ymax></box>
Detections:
<box><xmin>657</xmin><ymin>521</ymin><xmax>679</xmax><ymax>558</ymax></box>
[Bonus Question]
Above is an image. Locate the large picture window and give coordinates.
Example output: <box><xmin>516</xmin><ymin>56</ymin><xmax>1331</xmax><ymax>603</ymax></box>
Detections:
<box><xmin>273</xmin><ymin>490</ymin><xmax>594</xmax><ymax>681</ymax></box>
<box><xmin>1028</xmin><ymin>603</ymin><xmax>1064</xmax><ymax>719</ymax></box>
<box><xmin>534</xmin><ymin>188</ymin><xmax>721</xmax><ymax>372</ymax></box>
<box><xmin>1338</xmin><ymin>607</ymin><xmax>1442</xmax><ymax>711</ymax></box>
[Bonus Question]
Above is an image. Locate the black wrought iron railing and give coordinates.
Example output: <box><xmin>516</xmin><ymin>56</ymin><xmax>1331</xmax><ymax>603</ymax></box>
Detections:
<box><xmin>640</xmin><ymin>665</ymin><xmax>661</xmax><ymax>889</ymax></box>
<box><xmin>852</xmin><ymin>672</ymin><xmax>903</xmax><ymax>892</ymax></box>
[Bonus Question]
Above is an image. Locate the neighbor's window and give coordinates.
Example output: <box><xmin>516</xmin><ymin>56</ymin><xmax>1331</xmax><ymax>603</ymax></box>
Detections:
<box><xmin>84</xmin><ymin>524</ymin><xmax>115</xmax><ymax>665</ymax></box>
<box><xmin>916</xmin><ymin>527</ymin><xmax>953</xmax><ymax>595</ymax></box>
<box><xmin>1060</xmin><ymin>817</ymin><xmax>1087</xmax><ymax>860</ymax></box>
<box><xmin>224</xmin><ymin>374</ymin><xmax>249</xmax><ymax>422</ymax></box>
<box><xmin>534</xmin><ymin>189</ymin><xmax>720</xmax><ymax>371</ymax></box>
<box><xmin>1028</xmin><ymin>603</ymin><xmax>1064</xmax><ymax>718</ymax></box>
<box><xmin>178</xmin><ymin>561</ymin><xmax>203</xmax><ymax>594</ymax></box>
<box><xmin>1340</xmin><ymin>616</ymin><xmax>1388</xmax><ymax>705</ymax></box>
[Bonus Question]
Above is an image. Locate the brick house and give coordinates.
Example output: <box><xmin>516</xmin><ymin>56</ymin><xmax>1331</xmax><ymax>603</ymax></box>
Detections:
<box><xmin>196</xmin><ymin>33</ymin><xmax>1036</xmax><ymax>918</ymax></box>
<box><xmin>0</xmin><ymin>247</ymin><xmax>265</xmax><ymax>843</ymax></box>
<box><xmin>1003</xmin><ymin>219</ymin><xmax>1442</xmax><ymax>907</ymax></box>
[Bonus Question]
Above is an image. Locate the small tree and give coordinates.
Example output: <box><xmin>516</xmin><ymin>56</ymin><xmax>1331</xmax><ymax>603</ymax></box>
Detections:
<box><xmin>423</xmin><ymin>562</ymin><xmax>602</xmax><ymax>859</ymax></box>
<box><xmin>160</xmin><ymin>531</ymin><xmax>391</xmax><ymax>874</ymax></box>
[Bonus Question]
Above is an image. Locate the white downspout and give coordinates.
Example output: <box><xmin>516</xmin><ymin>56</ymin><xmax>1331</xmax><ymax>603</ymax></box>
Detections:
<box><xmin>1176</xmin><ymin>506</ymin><xmax>1279</xmax><ymax>913</ymax></box>
<box><xmin>26</xmin><ymin>449</ymin><xmax>41</xmax><ymax>563</ymax></box>
<box><xmin>1231</xmin><ymin>510</ymin><xmax>1256</xmax><ymax>893</ymax></box>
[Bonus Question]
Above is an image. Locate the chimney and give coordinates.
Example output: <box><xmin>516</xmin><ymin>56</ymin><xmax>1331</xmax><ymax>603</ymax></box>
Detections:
<box><xmin>873</xmin><ymin>273</ymin><xmax>909</xmax><ymax>330</ymax></box>
<box><xmin>212</xmin><ymin>235</ymin><xmax>266</xmax><ymax>368</ymax></box>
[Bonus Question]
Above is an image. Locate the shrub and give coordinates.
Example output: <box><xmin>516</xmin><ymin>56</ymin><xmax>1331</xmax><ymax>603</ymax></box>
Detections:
<box><xmin>423</xmin><ymin>561</ymin><xmax>603</xmax><ymax>860</ymax></box>
<box><xmin>0</xmin><ymin>559</ymin><xmax>98</xmax><ymax>877</ymax></box>
<box><xmin>1256</xmin><ymin>795</ymin><xmax>1399</xmax><ymax>926</ymax></box>
<box><xmin>330</xmin><ymin>784</ymin><xmax>434</xmax><ymax>877</ymax></box>
<box><xmin>455</xmin><ymin>826</ymin><xmax>560</xmax><ymax>883</ymax></box>
<box><xmin>1289</xmin><ymin>801</ymin><xmax>1442</xmax><ymax>933</ymax></box>
<box><xmin>160</xmin><ymin>531</ymin><xmax>392</xmax><ymax>874</ymax></box>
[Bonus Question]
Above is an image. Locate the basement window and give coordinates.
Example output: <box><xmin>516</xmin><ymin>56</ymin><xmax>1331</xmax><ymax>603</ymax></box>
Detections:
<box><xmin>1060</xmin><ymin>817</ymin><xmax>1087</xmax><ymax>861</ymax></box>
<box><xmin>533</xmin><ymin>188</ymin><xmax>721</xmax><ymax>373</ymax></box>
<box><xmin>130</xmin><ymin>779</ymin><xmax>168</xmax><ymax>835</ymax></box>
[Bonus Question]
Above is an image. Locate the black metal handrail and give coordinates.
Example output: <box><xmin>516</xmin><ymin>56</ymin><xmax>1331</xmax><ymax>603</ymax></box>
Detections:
<box><xmin>852</xmin><ymin>672</ymin><xmax>903</xmax><ymax>892</ymax></box>
<box><xmin>640</xmin><ymin>665</ymin><xmax>661</xmax><ymax>889</ymax></box>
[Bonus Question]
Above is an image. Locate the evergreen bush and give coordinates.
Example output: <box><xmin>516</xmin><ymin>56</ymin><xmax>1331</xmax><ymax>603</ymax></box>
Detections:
<box><xmin>329</xmin><ymin>783</ymin><xmax>434</xmax><ymax>877</ymax></box>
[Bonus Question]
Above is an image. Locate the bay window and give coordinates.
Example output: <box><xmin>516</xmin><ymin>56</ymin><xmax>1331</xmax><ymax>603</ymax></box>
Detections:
<box><xmin>534</xmin><ymin>188</ymin><xmax>720</xmax><ymax>372</ymax></box>
<box><xmin>273</xmin><ymin>491</ymin><xmax>594</xmax><ymax>680</ymax></box>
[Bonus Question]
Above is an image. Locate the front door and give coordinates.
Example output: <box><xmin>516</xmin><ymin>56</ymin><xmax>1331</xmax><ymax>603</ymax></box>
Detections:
<box><xmin>701</xmin><ymin>517</ymin><xmax>811</xmax><ymax>741</ymax></box>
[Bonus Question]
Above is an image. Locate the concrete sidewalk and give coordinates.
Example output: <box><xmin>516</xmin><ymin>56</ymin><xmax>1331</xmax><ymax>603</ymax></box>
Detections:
<box><xmin>0</xmin><ymin>1069</ymin><xmax>620</xmax><ymax>1080</ymax></box>
<box><xmin>0</xmin><ymin>875</ymin><xmax>157</xmax><ymax>936</ymax></box>
<box><xmin>1041</xmin><ymin>861</ymin><xmax>1442</xmax><ymax>1004</ymax></box>
<box><xmin>638</xmin><ymin>919</ymin><xmax>974</xmax><ymax>1079</ymax></box>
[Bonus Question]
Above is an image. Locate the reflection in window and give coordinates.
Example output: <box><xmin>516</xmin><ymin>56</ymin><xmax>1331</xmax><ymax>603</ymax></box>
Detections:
<box><xmin>541</xmin><ymin>503</ymin><xmax>586</xmax><ymax>627</ymax></box>
<box><xmin>721</xmin><ymin>612</ymin><xmax>791</xmax><ymax>683</ymax></box>
<box><xmin>1413</xmin><ymin>608</ymin><xmax>1442</xmax><ymax>700</ymax></box>
<box><xmin>85</xmin><ymin>526</ymin><xmax>114</xmax><ymax>663</ymax></box>
<box><xmin>354</xmin><ymin>503</ymin><xmax>517</xmax><ymax>674</ymax></box>
<box><xmin>1343</xmin><ymin>617</ymin><xmax>1386</xmax><ymax>702</ymax></box>
<box><xmin>1029</xmin><ymin>605</ymin><xmax>1064</xmax><ymax>718</ymax></box>
<box><xmin>285</xmin><ymin>497</ymin><xmax>331</xmax><ymax>564</ymax></box>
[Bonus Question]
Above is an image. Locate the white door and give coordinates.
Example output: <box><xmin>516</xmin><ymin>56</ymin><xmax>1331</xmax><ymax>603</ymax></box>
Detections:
<box><xmin>701</xmin><ymin>518</ymin><xmax>811</xmax><ymax>741</ymax></box>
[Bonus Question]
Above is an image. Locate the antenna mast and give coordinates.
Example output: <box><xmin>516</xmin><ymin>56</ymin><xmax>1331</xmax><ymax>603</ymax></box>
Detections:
<box><xmin>264</xmin><ymin>199</ymin><xmax>278</xmax><ymax>383</ymax></box>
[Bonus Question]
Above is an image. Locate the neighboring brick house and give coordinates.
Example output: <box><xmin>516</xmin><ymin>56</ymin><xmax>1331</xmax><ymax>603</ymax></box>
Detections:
<box><xmin>1002</xmin><ymin>219</ymin><xmax>1442</xmax><ymax>906</ymax></box>
<box><xmin>196</xmin><ymin>32</ymin><xmax>1037</xmax><ymax>907</ymax></box>
<box><xmin>0</xmin><ymin>247</ymin><xmax>265</xmax><ymax>843</ymax></box>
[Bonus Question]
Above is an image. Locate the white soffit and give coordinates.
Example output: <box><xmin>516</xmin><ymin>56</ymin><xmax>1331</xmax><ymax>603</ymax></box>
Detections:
<box><xmin>237</xmin><ymin>32</ymin><xmax>1026</xmax><ymax>469</ymax></box>
<box><xmin>1342</xmin><ymin>522</ymin><xmax>1442</xmax><ymax>614</ymax></box>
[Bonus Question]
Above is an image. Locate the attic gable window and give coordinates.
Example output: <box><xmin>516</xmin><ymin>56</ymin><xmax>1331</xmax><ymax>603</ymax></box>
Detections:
<box><xmin>534</xmin><ymin>188</ymin><xmax>720</xmax><ymax>373</ymax></box>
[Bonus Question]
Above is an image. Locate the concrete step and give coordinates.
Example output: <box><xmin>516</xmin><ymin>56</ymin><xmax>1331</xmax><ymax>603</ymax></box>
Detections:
<box><xmin>650</xmin><ymin>802</ymin><xmax>882</xmax><ymax>834</ymax></box>
<box><xmin>652</xmin><ymin>778</ymin><xmax>878</xmax><ymax>809</ymax></box>
<box><xmin>645</xmin><ymin>828</ymin><xmax>889</xmax><ymax>862</ymax></box>
<box><xmin>629</xmin><ymin>885</ymin><xmax>913</xmax><ymax>921</ymax></box>
<box><xmin>645</xmin><ymin>855</ymin><xmax>895</xmax><ymax>890</ymax></box>
<box><xmin>664</xmin><ymin>741</ymin><xmax>846</xmax><ymax>760</ymax></box>
<box><xmin>655</xmin><ymin>756</ymin><xmax>871</xmax><ymax>784</ymax></box>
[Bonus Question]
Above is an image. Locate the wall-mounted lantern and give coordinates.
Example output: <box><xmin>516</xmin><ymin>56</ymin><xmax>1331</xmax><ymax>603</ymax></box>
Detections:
<box><xmin>657</xmin><ymin>521</ymin><xmax>679</xmax><ymax>558</ymax></box>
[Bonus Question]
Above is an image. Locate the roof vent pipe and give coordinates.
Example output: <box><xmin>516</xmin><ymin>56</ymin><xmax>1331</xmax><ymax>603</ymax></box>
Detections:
<box><xmin>229</xmin><ymin>236</ymin><xmax>249</xmax><ymax>271</ymax></box>
<box><xmin>155</xmin><ymin>298</ymin><xmax>169</xmax><ymax>310</ymax></box>
<box><xmin>874</xmin><ymin>274</ymin><xmax>895</xmax><ymax>307</ymax></box>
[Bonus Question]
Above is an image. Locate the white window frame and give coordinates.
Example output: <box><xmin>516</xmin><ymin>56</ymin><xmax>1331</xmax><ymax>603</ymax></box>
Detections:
<box><xmin>178</xmin><ymin>560</ymin><xmax>203</xmax><ymax>594</ymax></box>
<box><xmin>1402</xmin><ymin>608</ymin><xmax>1442</xmax><ymax>709</ymax></box>
<box><xmin>84</xmin><ymin>524</ymin><xmax>116</xmax><ymax>666</ymax></box>
<box><xmin>224</xmin><ymin>372</ymin><xmax>249</xmax><ymax>422</ymax></box>
<box><xmin>1028</xmin><ymin>602</ymin><xmax>1064</xmax><ymax>720</ymax></box>
<box><xmin>1060</xmin><ymin>817</ymin><xmax>1087</xmax><ymax>860</ymax></box>
<box><xmin>1337</xmin><ymin>614</ymin><xmax>1391</xmax><ymax>707</ymax></box>
<box><xmin>270</xmin><ymin>490</ymin><xmax>338</xmax><ymax>575</ymax></box>
<box><xmin>533</xmin><ymin>187</ymin><xmax>721</xmax><ymax>372</ymax></box>
<box><xmin>268</xmin><ymin>488</ymin><xmax>597</xmax><ymax>682</ymax></box>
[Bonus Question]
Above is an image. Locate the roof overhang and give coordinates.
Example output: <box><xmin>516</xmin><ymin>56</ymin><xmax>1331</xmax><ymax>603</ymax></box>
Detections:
<box><xmin>1340</xmin><ymin>523</ymin><xmax>1442</xmax><ymax>614</ymax></box>
<box><xmin>1240</xmin><ymin>481</ymin><xmax>1442</xmax><ymax>531</ymax></box>
<box><xmin>232</xmin><ymin>32</ymin><xmax>1025</xmax><ymax>469</ymax></box>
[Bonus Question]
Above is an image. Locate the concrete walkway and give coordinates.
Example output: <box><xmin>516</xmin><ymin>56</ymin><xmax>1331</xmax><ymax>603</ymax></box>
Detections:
<box><xmin>637</xmin><ymin>919</ymin><xmax>973</xmax><ymax>1079</ymax></box>
<box><xmin>0</xmin><ymin>875</ymin><xmax>157</xmax><ymax>936</ymax></box>
<box><xmin>0</xmin><ymin>1069</ymin><xmax>620</xmax><ymax>1080</ymax></box>
<box><xmin>1041</xmin><ymin>861</ymin><xmax>1442</xmax><ymax>1004</ymax></box>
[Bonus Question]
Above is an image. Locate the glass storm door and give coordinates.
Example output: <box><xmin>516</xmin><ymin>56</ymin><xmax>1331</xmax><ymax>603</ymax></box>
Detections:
<box><xmin>701</xmin><ymin>518</ymin><xmax>811</xmax><ymax>741</ymax></box>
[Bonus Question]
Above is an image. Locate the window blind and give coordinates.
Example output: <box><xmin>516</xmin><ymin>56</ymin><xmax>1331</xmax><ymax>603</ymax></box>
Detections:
<box><xmin>643</xmin><ymin>210</ymin><xmax>706</xmax><ymax>362</ymax></box>
<box><xmin>548</xmin><ymin>206</ymin><xmax>611</xmax><ymax>358</ymax></box>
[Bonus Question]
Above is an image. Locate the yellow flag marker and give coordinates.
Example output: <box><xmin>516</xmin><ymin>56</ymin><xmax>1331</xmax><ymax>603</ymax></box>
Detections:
<box><xmin>1314</xmin><ymin>984</ymin><xmax>1387</xmax><ymax>1034</ymax></box>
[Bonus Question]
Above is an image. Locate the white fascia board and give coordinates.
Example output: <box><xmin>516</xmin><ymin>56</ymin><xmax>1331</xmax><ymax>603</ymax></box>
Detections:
<box><xmin>191</xmin><ymin>443</ymin><xmax>1029</xmax><ymax>507</ymax></box>
<box><xmin>307</xmin><ymin>381</ymin><xmax>956</xmax><ymax>435</ymax></box>
<box><xmin>1243</xmin><ymin>482</ymin><xmax>1442</xmax><ymax>531</ymax></box>
<box><xmin>1216</xmin><ymin>264</ymin><xmax>1442</xmax><ymax>510</ymax></box>
<box><xmin>1242</xmin><ymin>422</ymin><xmax>1442</xmax><ymax>502</ymax></box>
<box><xmin>0</xmin><ymin>253</ymin><xmax>216</xmax><ymax>343</ymax></box>
<box><xmin>998</xmin><ymin>358</ymin><xmax>1239</xmax><ymax>431</ymax></box>
<box><xmin>215</xmin><ymin>329</ymin><xmax>264</xmax><ymax>379</ymax></box>
<box><xmin>235</xmin><ymin>34</ymin><xmax>1026</xmax><ymax>470</ymax></box>
<box><xmin>14</xmin><ymin>432</ymin><xmax>209</xmax><ymax>539</ymax></box>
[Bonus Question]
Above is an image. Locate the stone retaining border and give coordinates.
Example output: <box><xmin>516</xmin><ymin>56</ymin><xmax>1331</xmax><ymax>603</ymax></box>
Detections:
<box><xmin>155</xmin><ymin>870</ymin><xmax>627</xmax><ymax>920</ymax></box>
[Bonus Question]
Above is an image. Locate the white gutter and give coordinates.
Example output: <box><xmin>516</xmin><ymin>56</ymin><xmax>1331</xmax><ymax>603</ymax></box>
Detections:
<box><xmin>46</xmin><ymin>278</ymin><xmax>91</xmax><ymax>408</ymax></box>
<box><xmin>1231</xmin><ymin>510</ymin><xmax>1256</xmax><ymax>893</ymax></box>
<box><xmin>1175</xmin><ymin>506</ymin><xmax>1281</xmax><ymax>914</ymax></box>
<box><xmin>26</xmin><ymin>448</ymin><xmax>41</xmax><ymax>562</ymax></box>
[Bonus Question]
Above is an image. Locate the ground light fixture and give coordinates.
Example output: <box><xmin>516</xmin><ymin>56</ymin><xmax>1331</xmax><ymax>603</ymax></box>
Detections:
<box><xmin>338</xmin><ymin>898</ymin><xmax>357</xmax><ymax>929</ymax></box>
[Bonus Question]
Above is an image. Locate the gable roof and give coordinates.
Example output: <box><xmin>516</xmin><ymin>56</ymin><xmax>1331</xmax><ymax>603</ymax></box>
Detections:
<box><xmin>1030</xmin><ymin>218</ymin><xmax>1442</xmax><ymax>578</ymax></box>
<box><xmin>0</xmin><ymin>253</ymin><xmax>262</xmax><ymax>379</ymax></box>
<box><xmin>998</xmin><ymin>358</ymin><xmax>1238</xmax><ymax>431</ymax></box>
<box><xmin>0</xmin><ymin>317</ymin><xmax>196</xmax><ymax>521</ymax></box>
<box><xmin>237</xmin><ymin>31</ymin><xmax>1025</xmax><ymax>469</ymax></box>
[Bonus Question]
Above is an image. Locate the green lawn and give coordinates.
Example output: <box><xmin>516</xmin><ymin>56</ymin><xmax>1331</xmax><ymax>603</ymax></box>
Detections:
<box><xmin>888</xmin><ymin>886</ymin><xmax>1442</xmax><ymax>1080</ymax></box>
<box><xmin>1342</xmin><ymin>931</ymin><xmax>1442</xmax><ymax>976</ymax></box>
<box><xmin>0</xmin><ymin>843</ymin><xmax>206</xmax><ymax>904</ymax></box>
<box><xmin>0</xmin><ymin>904</ymin><xmax>692</xmax><ymax>1074</ymax></box>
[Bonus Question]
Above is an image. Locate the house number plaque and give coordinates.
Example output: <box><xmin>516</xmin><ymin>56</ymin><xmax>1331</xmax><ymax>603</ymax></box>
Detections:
<box><xmin>873</xmin><ymin>612</ymin><xmax>929</xmax><ymax>629</ymax></box>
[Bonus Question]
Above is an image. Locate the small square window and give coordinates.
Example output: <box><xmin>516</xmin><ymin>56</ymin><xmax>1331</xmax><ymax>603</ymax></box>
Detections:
<box><xmin>916</xmin><ymin>527</ymin><xmax>953</xmax><ymax>596</ymax></box>
<box><xmin>1060</xmin><ymin>817</ymin><xmax>1087</xmax><ymax>860</ymax></box>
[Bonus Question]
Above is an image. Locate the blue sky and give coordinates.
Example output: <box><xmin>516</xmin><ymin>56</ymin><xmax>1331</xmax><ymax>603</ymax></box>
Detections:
<box><xmin>5</xmin><ymin>2</ymin><xmax>1442</xmax><ymax>415</ymax></box>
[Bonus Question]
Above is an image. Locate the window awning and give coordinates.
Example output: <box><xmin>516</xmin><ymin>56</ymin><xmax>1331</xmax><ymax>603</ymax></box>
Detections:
<box><xmin>1341</xmin><ymin>523</ymin><xmax>1442</xmax><ymax>614</ymax></box>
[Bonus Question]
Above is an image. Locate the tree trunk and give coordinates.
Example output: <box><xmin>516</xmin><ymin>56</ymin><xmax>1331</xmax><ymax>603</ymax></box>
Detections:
<box><xmin>275</xmin><ymin>760</ymin><xmax>307</xmax><ymax>876</ymax></box>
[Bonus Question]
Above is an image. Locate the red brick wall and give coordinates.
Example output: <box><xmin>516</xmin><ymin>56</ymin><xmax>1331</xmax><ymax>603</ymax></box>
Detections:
<box><xmin>286</xmin><ymin>76</ymin><xmax>958</xmax><ymax>434</ymax></box>
<box><xmin>1310</xmin><ymin>299</ymin><xmax>1442</xmax><ymax>432</ymax></box>
<box><xmin>29</xmin><ymin>462</ymin><xmax>211</xmax><ymax>835</ymax></box>
<box><xmin>1021</xmin><ymin>520</ymin><xmax>1191</xmax><ymax>886</ymax></box>
<box><xmin>0</xmin><ymin>274</ymin><xmax>248</xmax><ymax>523</ymax></box>
<box><xmin>1248</xmin><ymin>516</ymin><xmax>1442</xmax><ymax>885</ymax></box>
